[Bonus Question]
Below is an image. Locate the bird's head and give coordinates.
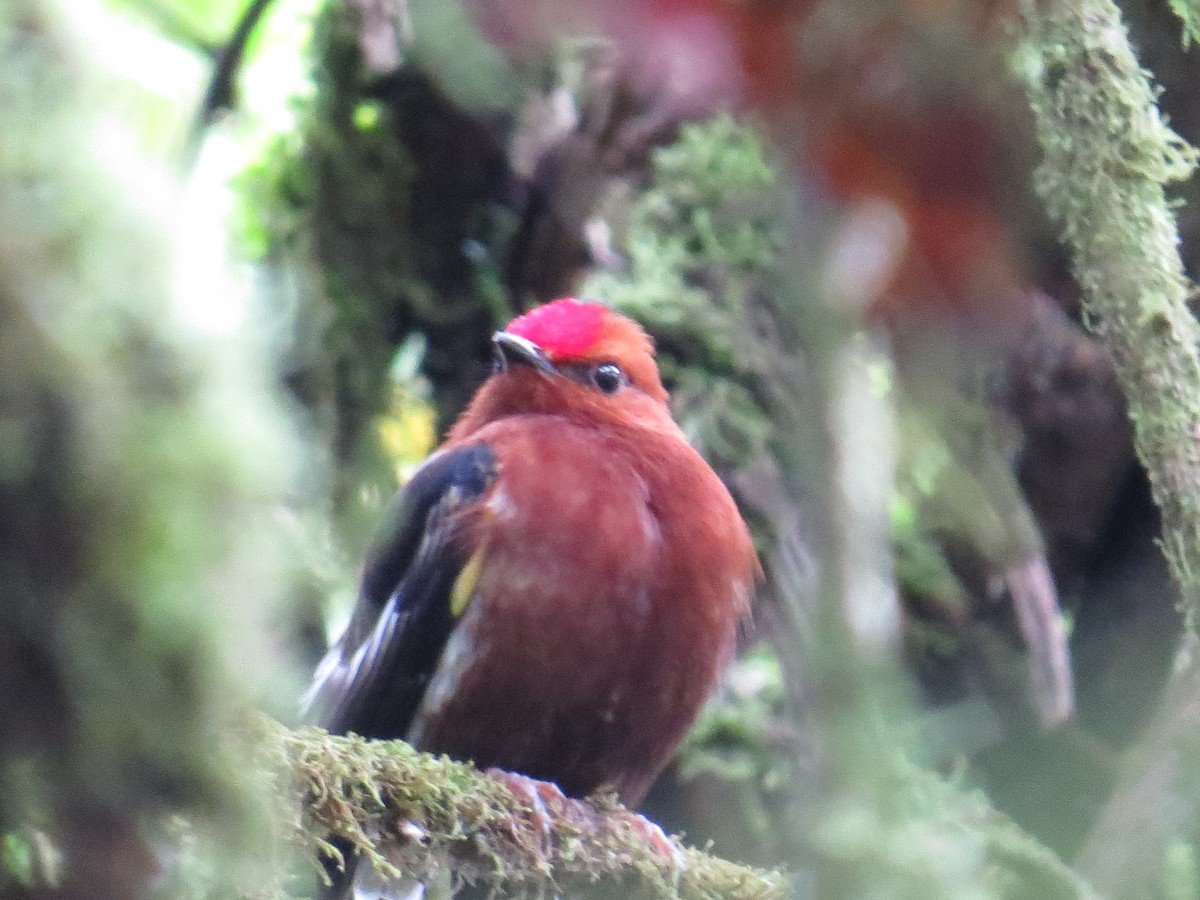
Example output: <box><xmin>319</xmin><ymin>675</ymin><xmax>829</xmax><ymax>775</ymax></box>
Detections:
<box><xmin>451</xmin><ymin>299</ymin><xmax>674</xmax><ymax>438</ymax></box>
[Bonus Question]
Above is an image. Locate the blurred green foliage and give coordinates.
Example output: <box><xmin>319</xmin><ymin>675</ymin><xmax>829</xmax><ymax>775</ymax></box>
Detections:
<box><xmin>1169</xmin><ymin>0</ymin><xmax>1200</xmax><ymax>47</ymax></box>
<box><xmin>103</xmin><ymin>0</ymin><xmax>245</xmax><ymax>49</ymax></box>
<box><xmin>1164</xmin><ymin>839</ymin><xmax>1200</xmax><ymax>900</ymax></box>
<box><xmin>680</xmin><ymin>645</ymin><xmax>788</xmax><ymax>786</ymax></box>
<box><xmin>1</xmin><ymin>0</ymin><xmax>301</xmax><ymax>892</ymax></box>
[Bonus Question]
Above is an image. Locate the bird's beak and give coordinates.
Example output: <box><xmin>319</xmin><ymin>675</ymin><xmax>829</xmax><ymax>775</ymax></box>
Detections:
<box><xmin>493</xmin><ymin>331</ymin><xmax>558</xmax><ymax>376</ymax></box>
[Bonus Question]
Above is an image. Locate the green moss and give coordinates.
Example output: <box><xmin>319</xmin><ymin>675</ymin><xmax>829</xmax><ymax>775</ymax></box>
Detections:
<box><xmin>583</xmin><ymin>116</ymin><xmax>781</xmax><ymax>470</ymax></box>
<box><xmin>259</xmin><ymin>721</ymin><xmax>789</xmax><ymax>899</ymax></box>
<box><xmin>1017</xmin><ymin>0</ymin><xmax>1200</xmax><ymax>630</ymax></box>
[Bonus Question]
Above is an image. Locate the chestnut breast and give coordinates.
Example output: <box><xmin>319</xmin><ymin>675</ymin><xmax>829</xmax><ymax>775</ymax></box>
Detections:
<box><xmin>409</xmin><ymin>414</ymin><xmax>749</xmax><ymax>803</ymax></box>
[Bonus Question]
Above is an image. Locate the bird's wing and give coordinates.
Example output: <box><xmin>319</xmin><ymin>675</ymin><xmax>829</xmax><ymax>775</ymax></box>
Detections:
<box><xmin>304</xmin><ymin>442</ymin><xmax>497</xmax><ymax>738</ymax></box>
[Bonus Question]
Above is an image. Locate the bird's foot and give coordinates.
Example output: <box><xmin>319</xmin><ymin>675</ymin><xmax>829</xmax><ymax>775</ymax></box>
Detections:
<box><xmin>485</xmin><ymin>769</ymin><xmax>685</xmax><ymax>874</ymax></box>
<box><xmin>487</xmin><ymin>769</ymin><xmax>567</xmax><ymax>857</ymax></box>
<box><xmin>626</xmin><ymin>814</ymin><xmax>686</xmax><ymax>872</ymax></box>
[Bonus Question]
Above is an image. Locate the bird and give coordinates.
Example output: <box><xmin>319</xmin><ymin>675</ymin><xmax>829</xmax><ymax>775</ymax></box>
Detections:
<box><xmin>306</xmin><ymin>297</ymin><xmax>758</xmax><ymax>896</ymax></box>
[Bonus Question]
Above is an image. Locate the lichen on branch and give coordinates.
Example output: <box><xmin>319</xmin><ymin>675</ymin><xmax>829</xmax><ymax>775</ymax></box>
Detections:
<box><xmin>257</xmin><ymin>719</ymin><xmax>788</xmax><ymax>900</ymax></box>
<box><xmin>1016</xmin><ymin>0</ymin><xmax>1200</xmax><ymax>630</ymax></box>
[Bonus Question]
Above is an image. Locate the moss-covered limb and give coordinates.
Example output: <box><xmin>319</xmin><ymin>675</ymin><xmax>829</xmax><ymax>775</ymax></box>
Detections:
<box><xmin>262</xmin><ymin>721</ymin><xmax>788</xmax><ymax>900</ymax></box>
<box><xmin>1014</xmin><ymin>2</ymin><xmax>1200</xmax><ymax>885</ymax></box>
<box><xmin>1016</xmin><ymin>0</ymin><xmax>1200</xmax><ymax>627</ymax></box>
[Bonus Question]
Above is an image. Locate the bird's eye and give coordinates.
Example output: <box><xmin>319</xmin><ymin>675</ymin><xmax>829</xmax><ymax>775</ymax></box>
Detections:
<box><xmin>592</xmin><ymin>363</ymin><xmax>625</xmax><ymax>395</ymax></box>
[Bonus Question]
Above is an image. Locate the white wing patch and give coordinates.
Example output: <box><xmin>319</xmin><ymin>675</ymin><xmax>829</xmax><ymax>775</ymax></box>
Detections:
<box><xmin>406</xmin><ymin>612</ymin><xmax>478</xmax><ymax>746</ymax></box>
<box><xmin>301</xmin><ymin>631</ymin><xmax>350</xmax><ymax>716</ymax></box>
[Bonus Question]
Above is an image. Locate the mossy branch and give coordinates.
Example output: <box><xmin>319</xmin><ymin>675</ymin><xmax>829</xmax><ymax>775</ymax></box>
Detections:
<box><xmin>256</xmin><ymin>719</ymin><xmax>787</xmax><ymax>899</ymax></box>
<box><xmin>1016</xmin><ymin>0</ymin><xmax>1200</xmax><ymax>629</ymax></box>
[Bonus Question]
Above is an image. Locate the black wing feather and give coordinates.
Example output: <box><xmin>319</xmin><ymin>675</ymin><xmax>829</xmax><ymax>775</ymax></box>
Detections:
<box><xmin>305</xmin><ymin>443</ymin><xmax>496</xmax><ymax>738</ymax></box>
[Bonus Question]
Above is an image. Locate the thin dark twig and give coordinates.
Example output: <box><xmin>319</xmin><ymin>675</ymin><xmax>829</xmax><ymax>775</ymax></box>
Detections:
<box><xmin>189</xmin><ymin>0</ymin><xmax>277</xmax><ymax>148</ymax></box>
